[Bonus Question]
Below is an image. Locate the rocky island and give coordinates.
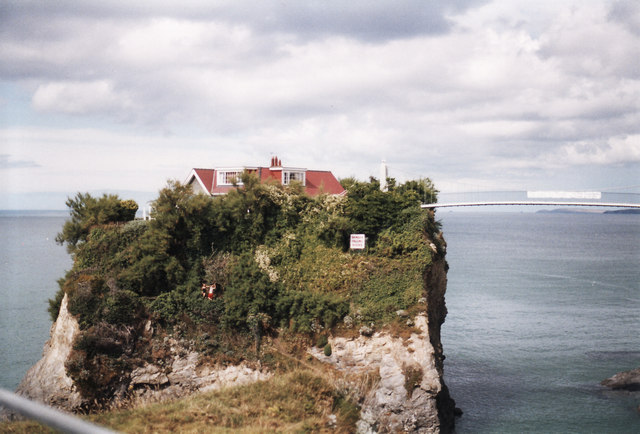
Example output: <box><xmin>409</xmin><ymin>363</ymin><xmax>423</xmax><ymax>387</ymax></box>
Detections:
<box><xmin>4</xmin><ymin>174</ymin><xmax>456</xmax><ymax>433</ymax></box>
<box><xmin>601</xmin><ymin>368</ymin><xmax>640</xmax><ymax>392</ymax></box>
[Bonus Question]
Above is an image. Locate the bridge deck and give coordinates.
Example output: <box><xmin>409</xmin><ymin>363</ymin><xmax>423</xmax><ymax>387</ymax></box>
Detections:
<box><xmin>421</xmin><ymin>201</ymin><xmax>640</xmax><ymax>209</ymax></box>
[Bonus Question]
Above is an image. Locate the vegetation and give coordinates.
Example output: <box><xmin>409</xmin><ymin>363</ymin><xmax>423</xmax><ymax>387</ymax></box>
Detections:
<box><xmin>46</xmin><ymin>171</ymin><xmax>441</xmax><ymax>414</ymax></box>
<box><xmin>1</xmin><ymin>368</ymin><xmax>361</xmax><ymax>433</ymax></box>
<box><xmin>55</xmin><ymin>193</ymin><xmax>138</xmax><ymax>253</ymax></box>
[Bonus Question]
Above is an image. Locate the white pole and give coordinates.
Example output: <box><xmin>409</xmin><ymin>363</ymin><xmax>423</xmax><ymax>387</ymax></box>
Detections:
<box><xmin>380</xmin><ymin>160</ymin><xmax>388</xmax><ymax>192</ymax></box>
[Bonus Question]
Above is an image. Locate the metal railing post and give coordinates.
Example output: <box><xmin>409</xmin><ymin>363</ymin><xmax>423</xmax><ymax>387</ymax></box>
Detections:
<box><xmin>0</xmin><ymin>388</ymin><xmax>117</xmax><ymax>434</ymax></box>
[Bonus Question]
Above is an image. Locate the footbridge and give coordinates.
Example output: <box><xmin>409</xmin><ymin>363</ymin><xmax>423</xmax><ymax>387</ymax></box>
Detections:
<box><xmin>421</xmin><ymin>190</ymin><xmax>640</xmax><ymax>209</ymax></box>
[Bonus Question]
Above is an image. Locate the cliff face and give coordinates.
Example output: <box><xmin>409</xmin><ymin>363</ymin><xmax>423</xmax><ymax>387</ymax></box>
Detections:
<box><xmin>15</xmin><ymin>252</ymin><xmax>453</xmax><ymax>432</ymax></box>
<box><xmin>15</xmin><ymin>293</ymin><xmax>83</xmax><ymax>411</ymax></box>
<box><xmin>14</xmin><ymin>297</ymin><xmax>270</xmax><ymax>411</ymax></box>
<box><xmin>310</xmin><ymin>257</ymin><xmax>455</xmax><ymax>433</ymax></box>
<box><xmin>125</xmin><ymin>337</ymin><xmax>271</xmax><ymax>405</ymax></box>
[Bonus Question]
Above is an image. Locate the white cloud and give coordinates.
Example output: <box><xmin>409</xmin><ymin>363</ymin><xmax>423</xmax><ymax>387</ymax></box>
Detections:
<box><xmin>561</xmin><ymin>135</ymin><xmax>640</xmax><ymax>166</ymax></box>
<box><xmin>32</xmin><ymin>80</ymin><xmax>132</xmax><ymax>115</ymax></box>
<box><xmin>0</xmin><ymin>0</ymin><xmax>639</xmax><ymax>200</ymax></box>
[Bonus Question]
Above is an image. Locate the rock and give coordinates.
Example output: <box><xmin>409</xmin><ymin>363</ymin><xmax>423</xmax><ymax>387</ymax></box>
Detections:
<box><xmin>130</xmin><ymin>364</ymin><xmax>169</xmax><ymax>386</ymax></box>
<box><xmin>9</xmin><ymin>294</ymin><xmax>84</xmax><ymax>415</ymax></box>
<box><xmin>16</xmin><ymin>294</ymin><xmax>83</xmax><ymax>408</ymax></box>
<box><xmin>396</xmin><ymin>310</ymin><xmax>409</xmax><ymax>317</ymax></box>
<box><xmin>311</xmin><ymin>314</ymin><xmax>450</xmax><ymax>433</ymax></box>
<box><xmin>327</xmin><ymin>413</ymin><xmax>337</xmax><ymax>429</ymax></box>
<box><xmin>129</xmin><ymin>344</ymin><xmax>272</xmax><ymax>405</ymax></box>
<box><xmin>309</xmin><ymin>258</ymin><xmax>456</xmax><ymax>433</ymax></box>
<box><xmin>359</xmin><ymin>326</ymin><xmax>374</xmax><ymax>337</ymax></box>
<box><xmin>12</xmin><ymin>293</ymin><xmax>272</xmax><ymax>414</ymax></box>
<box><xmin>343</xmin><ymin>315</ymin><xmax>354</xmax><ymax>328</ymax></box>
<box><xmin>601</xmin><ymin>368</ymin><xmax>640</xmax><ymax>391</ymax></box>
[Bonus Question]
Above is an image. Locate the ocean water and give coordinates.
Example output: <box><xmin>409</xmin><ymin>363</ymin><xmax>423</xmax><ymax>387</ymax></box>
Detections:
<box><xmin>0</xmin><ymin>212</ymin><xmax>71</xmax><ymax>391</ymax></box>
<box><xmin>440</xmin><ymin>212</ymin><xmax>640</xmax><ymax>433</ymax></box>
<box><xmin>0</xmin><ymin>211</ymin><xmax>638</xmax><ymax>433</ymax></box>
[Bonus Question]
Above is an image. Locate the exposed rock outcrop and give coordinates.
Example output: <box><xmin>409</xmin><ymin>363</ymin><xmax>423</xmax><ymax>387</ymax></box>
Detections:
<box><xmin>14</xmin><ymin>293</ymin><xmax>83</xmax><ymax>412</ymax></box>
<box><xmin>601</xmin><ymin>368</ymin><xmax>640</xmax><ymax>391</ymax></box>
<box><xmin>127</xmin><ymin>338</ymin><xmax>271</xmax><ymax>404</ymax></box>
<box><xmin>11</xmin><ymin>295</ymin><xmax>270</xmax><ymax>414</ymax></box>
<box><xmin>310</xmin><ymin>258</ymin><xmax>455</xmax><ymax>433</ymax></box>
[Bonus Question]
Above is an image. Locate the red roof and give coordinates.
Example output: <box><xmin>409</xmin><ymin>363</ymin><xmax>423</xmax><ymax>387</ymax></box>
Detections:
<box><xmin>191</xmin><ymin>168</ymin><xmax>214</xmax><ymax>193</ymax></box>
<box><xmin>186</xmin><ymin>158</ymin><xmax>345</xmax><ymax>197</ymax></box>
<box><xmin>305</xmin><ymin>170</ymin><xmax>345</xmax><ymax>196</ymax></box>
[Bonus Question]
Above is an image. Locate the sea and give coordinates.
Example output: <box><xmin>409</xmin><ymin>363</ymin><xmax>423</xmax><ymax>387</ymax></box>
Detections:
<box><xmin>0</xmin><ymin>210</ymin><xmax>638</xmax><ymax>432</ymax></box>
<box><xmin>0</xmin><ymin>211</ymin><xmax>71</xmax><ymax>392</ymax></box>
<box><xmin>440</xmin><ymin>212</ymin><xmax>639</xmax><ymax>433</ymax></box>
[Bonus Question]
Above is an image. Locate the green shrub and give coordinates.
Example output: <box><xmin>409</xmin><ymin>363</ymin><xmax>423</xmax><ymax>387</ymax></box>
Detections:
<box><xmin>67</xmin><ymin>275</ymin><xmax>107</xmax><ymax>329</ymax></box>
<box><xmin>118</xmin><ymin>199</ymin><xmax>139</xmax><ymax>221</ymax></box>
<box><xmin>101</xmin><ymin>289</ymin><xmax>141</xmax><ymax>325</ymax></box>
<box><xmin>275</xmin><ymin>291</ymin><xmax>349</xmax><ymax>332</ymax></box>
<box><xmin>323</xmin><ymin>344</ymin><xmax>332</xmax><ymax>357</ymax></box>
<box><xmin>354</xmin><ymin>264</ymin><xmax>423</xmax><ymax>324</ymax></box>
<box><xmin>55</xmin><ymin>193</ymin><xmax>139</xmax><ymax>253</ymax></box>
<box><xmin>48</xmin><ymin>284</ymin><xmax>66</xmax><ymax>322</ymax></box>
<box><xmin>316</xmin><ymin>335</ymin><xmax>328</xmax><ymax>348</ymax></box>
<box><xmin>403</xmin><ymin>364</ymin><xmax>424</xmax><ymax>398</ymax></box>
<box><xmin>223</xmin><ymin>252</ymin><xmax>282</xmax><ymax>330</ymax></box>
<box><xmin>149</xmin><ymin>290</ymin><xmax>188</xmax><ymax>324</ymax></box>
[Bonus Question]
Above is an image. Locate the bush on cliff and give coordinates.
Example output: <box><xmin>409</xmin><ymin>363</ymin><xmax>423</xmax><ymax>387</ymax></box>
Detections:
<box><xmin>50</xmin><ymin>172</ymin><xmax>440</xmax><ymax>406</ymax></box>
<box><xmin>55</xmin><ymin>193</ymin><xmax>139</xmax><ymax>253</ymax></box>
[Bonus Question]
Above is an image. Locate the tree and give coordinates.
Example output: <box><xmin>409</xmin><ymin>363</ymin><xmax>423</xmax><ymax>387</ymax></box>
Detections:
<box><xmin>340</xmin><ymin>177</ymin><xmax>438</xmax><ymax>246</ymax></box>
<box><xmin>397</xmin><ymin>178</ymin><xmax>439</xmax><ymax>204</ymax></box>
<box><xmin>56</xmin><ymin>193</ymin><xmax>139</xmax><ymax>253</ymax></box>
<box><xmin>117</xmin><ymin>180</ymin><xmax>218</xmax><ymax>295</ymax></box>
<box><xmin>118</xmin><ymin>199</ymin><xmax>139</xmax><ymax>221</ymax></box>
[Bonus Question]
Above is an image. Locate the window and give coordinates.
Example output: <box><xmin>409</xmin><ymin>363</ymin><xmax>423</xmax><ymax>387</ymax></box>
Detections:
<box><xmin>217</xmin><ymin>171</ymin><xmax>243</xmax><ymax>185</ymax></box>
<box><xmin>283</xmin><ymin>170</ymin><xmax>305</xmax><ymax>186</ymax></box>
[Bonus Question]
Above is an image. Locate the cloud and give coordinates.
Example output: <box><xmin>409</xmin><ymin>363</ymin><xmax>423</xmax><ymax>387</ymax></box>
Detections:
<box><xmin>561</xmin><ymin>135</ymin><xmax>640</xmax><ymax>166</ymax></box>
<box><xmin>608</xmin><ymin>0</ymin><xmax>640</xmax><ymax>36</ymax></box>
<box><xmin>0</xmin><ymin>154</ymin><xmax>40</xmax><ymax>169</ymax></box>
<box><xmin>0</xmin><ymin>0</ymin><xmax>489</xmax><ymax>42</ymax></box>
<box><xmin>0</xmin><ymin>0</ymin><xmax>639</xmax><ymax>197</ymax></box>
<box><xmin>538</xmin><ymin>3</ymin><xmax>640</xmax><ymax>79</ymax></box>
<box><xmin>32</xmin><ymin>80</ymin><xmax>132</xmax><ymax>115</ymax></box>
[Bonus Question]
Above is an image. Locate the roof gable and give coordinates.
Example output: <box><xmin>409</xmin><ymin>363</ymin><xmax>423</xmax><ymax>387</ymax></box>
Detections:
<box><xmin>187</xmin><ymin>168</ymin><xmax>215</xmax><ymax>194</ymax></box>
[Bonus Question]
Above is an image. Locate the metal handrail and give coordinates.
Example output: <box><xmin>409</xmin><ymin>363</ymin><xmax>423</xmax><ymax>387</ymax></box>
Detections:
<box><xmin>0</xmin><ymin>388</ymin><xmax>117</xmax><ymax>433</ymax></box>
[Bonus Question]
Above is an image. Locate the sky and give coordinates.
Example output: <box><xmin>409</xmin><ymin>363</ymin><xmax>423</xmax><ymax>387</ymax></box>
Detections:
<box><xmin>1</xmin><ymin>0</ymin><xmax>639</xmax><ymax>209</ymax></box>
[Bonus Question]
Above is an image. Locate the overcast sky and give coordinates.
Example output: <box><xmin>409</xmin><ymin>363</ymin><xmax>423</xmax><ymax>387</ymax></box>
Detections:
<box><xmin>1</xmin><ymin>0</ymin><xmax>639</xmax><ymax>209</ymax></box>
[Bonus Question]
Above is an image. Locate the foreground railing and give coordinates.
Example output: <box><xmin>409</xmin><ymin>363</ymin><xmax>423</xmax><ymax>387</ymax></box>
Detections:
<box><xmin>0</xmin><ymin>388</ymin><xmax>116</xmax><ymax>434</ymax></box>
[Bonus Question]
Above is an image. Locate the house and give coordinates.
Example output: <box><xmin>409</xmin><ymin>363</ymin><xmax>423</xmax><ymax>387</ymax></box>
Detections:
<box><xmin>185</xmin><ymin>156</ymin><xmax>346</xmax><ymax>197</ymax></box>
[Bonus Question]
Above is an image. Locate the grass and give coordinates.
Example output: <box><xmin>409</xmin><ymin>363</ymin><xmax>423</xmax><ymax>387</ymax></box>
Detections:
<box><xmin>1</xmin><ymin>369</ymin><xmax>359</xmax><ymax>433</ymax></box>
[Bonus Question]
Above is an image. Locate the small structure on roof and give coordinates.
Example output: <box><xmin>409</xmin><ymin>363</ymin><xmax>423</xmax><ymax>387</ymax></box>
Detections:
<box><xmin>185</xmin><ymin>156</ymin><xmax>345</xmax><ymax>197</ymax></box>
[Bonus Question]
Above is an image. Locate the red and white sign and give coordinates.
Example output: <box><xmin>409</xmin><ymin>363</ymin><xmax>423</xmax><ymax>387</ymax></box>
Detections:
<box><xmin>350</xmin><ymin>234</ymin><xmax>366</xmax><ymax>250</ymax></box>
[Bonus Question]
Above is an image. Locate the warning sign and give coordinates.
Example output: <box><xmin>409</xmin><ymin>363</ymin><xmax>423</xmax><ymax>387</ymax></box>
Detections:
<box><xmin>350</xmin><ymin>234</ymin><xmax>366</xmax><ymax>250</ymax></box>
